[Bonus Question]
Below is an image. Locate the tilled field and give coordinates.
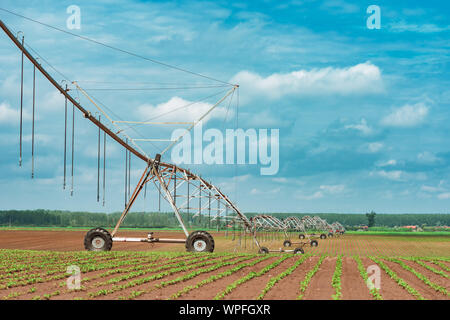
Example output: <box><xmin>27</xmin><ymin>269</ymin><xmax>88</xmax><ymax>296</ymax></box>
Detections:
<box><xmin>0</xmin><ymin>249</ymin><xmax>449</xmax><ymax>300</ymax></box>
<box><xmin>0</xmin><ymin>229</ymin><xmax>448</xmax><ymax>256</ymax></box>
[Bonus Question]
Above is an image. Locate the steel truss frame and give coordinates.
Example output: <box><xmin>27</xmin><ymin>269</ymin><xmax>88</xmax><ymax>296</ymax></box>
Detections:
<box><xmin>0</xmin><ymin>19</ymin><xmax>265</xmax><ymax>251</ymax></box>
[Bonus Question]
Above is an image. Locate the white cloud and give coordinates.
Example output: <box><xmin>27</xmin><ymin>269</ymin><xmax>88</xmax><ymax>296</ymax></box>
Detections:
<box><xmin>272</xmin><ymin>177</ymin><xmax>288</xmax><ymax>183</ymax></box>
<box><xmin>231</xmin><ymin>62</ymin><xmax>383</xmax><ymax>101</ymax></box>
<box><xmin>420</xmin><ymin>185</ymin><xmax>444</xmax><ymax>193</ymax></box>
<box><xmin>0</xmin><ymin>102</ymin><xmax>31</xmax><ymax>124</ymax></box>
<box><xmin>250</xmin><ymin>187</ymin><xmax>280</xmax><ymax>195</ymax></box>
<box><xmin>381</xmin><ymin>103</ymin><xmax>429</xmax><ymax>127</ymax></box>
<box><xmin>321</xmin><ymin>0</ymin><xmax>359</xmax><ymax>14</ymax></box>
<box><xmin>295</xmin><ymin>191</ymin><xmax>324</xmax><ymax>200</ymax></box>
<box><xmin>319</xmin><ymin>184</ymin><xmax>345</xmax><ymax>194</ymax></box>
<box><xmin>373</xmin><ymin>170</ymin><xmax>403</xmax><ymax>181</ymax></box>
<box><xmin>417</xmin><ymin>151</ymin><xmax>442</xmax><ymax>164</ymax></box>
<box><xmin>437</xmin><ymin>193</ymin><xmax>450</xmax><ymax>200</ymax></box>
<box><xmin>135</xmin><ymin>96</ymin><xmax>230</xmax><ymax>123</ymax></box>
<box><xmin>376</xmin><ymin>159</ymin><xmax>397</xmax><ymax>167</ymax></box>
<box><xmin>344</xmin><ymin>118</ymin><xmax>373</xmax><ymax>135</ymax></box>
<box><xmin>296</xmin><ymin>184</ymin><xmax>345</xmax><ymax>200</ymax></box>
<box><xmin>368</xmin><ymin>142</ymin><xmax>383</xmax><ymax>153</ymax></box>
<box><xmin>389</xmin><ymin>22</ymin><xmax>450</xmax><ymax>33</ymax></box>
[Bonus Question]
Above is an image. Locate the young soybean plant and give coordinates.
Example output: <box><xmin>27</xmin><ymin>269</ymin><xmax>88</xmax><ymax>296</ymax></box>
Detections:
<box><xmin>331</xmin><ymin>255</ymin><xmax>343</xmax><ymax>300</ymax></box>
<box><xmin>353</xmin><ymin>255</ymin><xmax>383</xmax><ymax>300</ymax></box>
<box><xmin>297</xmin><ymin>255</ymin><xmax>327</xmax><ymax>300</ymax></box>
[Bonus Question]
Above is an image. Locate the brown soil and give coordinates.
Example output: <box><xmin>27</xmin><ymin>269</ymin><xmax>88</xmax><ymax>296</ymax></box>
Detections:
<box><xmin>302</xmin><ymin>256</ymin><xmax>336</xmax><ymax>300</ymax></box>
<box><xmin>0</xmin><ymin>230</ymin><xmax>189</xmax><ymax>251</ymax></box>
<box><xmin>263</xmin><ymin>256</ymin><xmax>319</xmax><ymax>300</ymax></box>
<box><xmin>381</xmin><ymin>259</ymin><xmax>448</xmax><ymax>300</ymax></box>
<box><xmin>341</xmin><ymin>257</ymin><xmax>373</xmax><ymax>300</ymax></box>
<box><xmin>222</xmin><ymin>256</ymin><xmax>298</xmax><ymax>300</ymax></box>
<box><xmin>399</xmin><ymin>259</ymin><xmax>450</xmax><ymax>292</ymax></box>
<box><xmin>176</xmin><ymin>256</ymin><xmax>280</xmax><ymax>300</ymax></box>
<box><xmin>360</xmin><ymin>257</ymin><xmax>414</xmax><ymax>300</ymax></box>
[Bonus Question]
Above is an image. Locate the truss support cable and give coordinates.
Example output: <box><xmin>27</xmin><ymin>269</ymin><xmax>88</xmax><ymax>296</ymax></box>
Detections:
<box><xmin>124</xmin><ymin>140</ymin><xmax>128</xmax><ymax>209</ymax></box>
<box><xmin>63</xmin><ymin>85</ymin><xmax>68</xmax><ymax>189</ymax></box>
<box><xmin>19</xmin><ymin>35</ymin><xmax>24</xmax><ymax>167</ymax></box>
<box><xmin>198</xmin><ymin>182</ymin><xmax>201</xmax><ymax>224</ymax></box>
<box><xmin>128</xmin><ymin>150</ymin><xmax>131</xmax><ymax>201</ymax></box>
<box><xmin>70</xmin><ymin>103</ymin><xmax>75</xmax><ymax>196</ymax></box>
<box><xmin>174</xmin><ymin>167</ymin><xmax>177</xmax><ymax>206</ymax></box>
<box><xmin>208</xmin><ymin>192</ymin><xmax>211</xmax><ymax>229</ymax></box>
<box><xmin>158</xmin><ymin>182</ymin><xmax>161</xmax><ymax>212</ymax></box>
<box><xmin>187</xmin><ymin>178</ymin><xmax>190</xmax><ymax>223</ymax></box>
<box><xmin>31</xmin><ymin>64</ymin><xmax>36</xmax><ymax>178</ymax></box>
<box><xmin>102</xmin><ymin>130</ymin><xmax>106</xmax><ymax>206</ymax></box>
<box><xmin>97</xmin><ymin>115</ymin><xmax>101</xmax><ymax>202</ymax></box>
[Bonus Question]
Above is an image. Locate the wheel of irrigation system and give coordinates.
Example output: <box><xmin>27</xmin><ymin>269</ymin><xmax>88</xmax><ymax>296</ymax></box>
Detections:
<box><xmin>185</xmin><ymin>230</ymin><xmax>215</xmax><ymax>253</ymax></box>
<box><xmin>84</xmin><ymin>227</ymin><xmax>113</xmax><ymax>251</ymax></box>
<box><xmin>283</xmin><ymin>240</ymin><xmax>292</xmax><ymax>247</ymax></box>
<box><xmin>258</xmin><ymin>246</ymin><xmax>269</xmax><ymax>254</ymax></box>
<box><xmin>293</xmin><ymin>247</ymin><xmax>305</xmax><ymax>254</ymax></box>
<box><xmin>320</xmin><ymin>234</ymin><xmax>327</xmax><ymax>239</ymax></box>
<box><xmin>328</xmin><ymin>233</ymin><xmax>333</xmax><ymax>237</ymax></box>
<box><xmin>298</xmin><ymin>234</ymin><xmax>305</xmax><ymax>239</ymax></box>
<box><xmin>310</xmin><ymin>240</ymin><xmax>318</xmax><ymax>247</ymax></box>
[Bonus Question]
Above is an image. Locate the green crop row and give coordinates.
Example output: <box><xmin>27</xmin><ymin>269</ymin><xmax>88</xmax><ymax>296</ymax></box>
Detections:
<box><xmin>352</xmin><ymin>256</ymin><xmax>383</xmax><ymax>300</ymax></box>
<box><xmin>369</xmin><ymin>257</ymin><xmax>425</xmax><ymax>300</ymax></box>
<box><xmin>331</xmin><ymin>255</ymin><xmax>343</xmax><ymax>300</ymax></box>
<box><xmin>256</xmin><ymin>254</ymin><xmax>311</xmax><ymax>300</ymax></box>
<box><xmin>87</xmin><ymin>254</ymin><xmax>240</xmax><ymax>299</ymax></box>
<box><xmin>169</xmin><ymin>255</ymin><xmax>271</xmax><ymax>300</ymax></box>
<box><xmin>123</xmin><ymin>255</ymin><xmax>258</xmax><ymax>300</ymax></box>
<box><xmin>403</xmin><ymin>258</ymin><xmax>449</xmax><ymax>279</ymax></box>
<box><xmin>385</xmin><ymin>257</ymin><xmax>449</xmax><ymax>297</ymax></box>
<box><xmin>214</xmin><ymin>255</ymin><xmax>292</xmax><ymax>300</ymax></box>
<box><xmin>297</xmin><ymin>255</ymin><xmax>327</xmax><ymax>300</ymax></box>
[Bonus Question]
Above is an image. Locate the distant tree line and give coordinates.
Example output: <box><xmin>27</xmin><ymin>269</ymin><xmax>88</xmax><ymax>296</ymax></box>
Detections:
<box><xmin>0</xmin><ymin>210</ymin><xmax>449</xmax><ymax>229</ymax></box>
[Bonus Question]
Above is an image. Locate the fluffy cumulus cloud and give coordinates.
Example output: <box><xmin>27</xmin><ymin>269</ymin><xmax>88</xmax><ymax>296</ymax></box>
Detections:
<box><xmin>135</xmin><ymin>96</ymin><xmax>230</xmax><ymax>123</ymax></box>
<box><xmin>295</xmin><ymin>184</ymin><xmax>345</xmax><ymax>200</ymax></box>
<box><xmin>381</xmin><ymin>103</ymin><xmax>429</xmax><ymax>127</ymax></box>
<box><xmin>0</xmin><ymin>102</ymin><xmax>31</xmax><ymax>125</ymax></box>
<box><xmin>230</xmin><ymin>62</ymin><xmax>383</xmax><ymax>101</ymax></box>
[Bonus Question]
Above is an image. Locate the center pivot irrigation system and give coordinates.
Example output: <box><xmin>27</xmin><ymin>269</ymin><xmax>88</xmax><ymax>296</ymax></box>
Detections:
<box><xmin>0</xmin><ymin>18</ymin><xmax>309</xmax><ymax>255</ymax></box>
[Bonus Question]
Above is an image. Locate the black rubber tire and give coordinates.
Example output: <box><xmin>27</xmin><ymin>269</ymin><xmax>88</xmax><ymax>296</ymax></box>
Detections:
<box><xmin>84</xmin><ymin>227</ymin><xmax>113</xmax><ymax>251</ymax></box>
<box><xmin>310</xmin><ymin>240</ymin><xmax>318</xmax><ymax>247</ymax></box>
<box><xmin>298</xmin><ymin>234</ymin><xmax>305</xmax><ymax>239</ymax></box>
<box><xmin>293</xmin><ymin>247</ymin><xmax>304</xmax><ymax>254</ymax></box>
<box><xmin>283</xmin><ymin>240</ymin><xmax>292</xmax><ymax>247</ymax></box>
<box><xmin>328</xmin><ymin>233</ymin><xmax>333</xmax><ymax>237</ymax></box>
<box><xmin>185</xmin><ymin>230</ymin><xmax>215</xmax><ymax>253</ymax></box>
<box><xmin>320</xmin><ymin>234</ymin><xmax>327</xmax><ymax>239</ymax></box>
<box><xmin>258</xmin><ymin>247</ymin><xmax>269</xmax><ymax>254</ymax></box>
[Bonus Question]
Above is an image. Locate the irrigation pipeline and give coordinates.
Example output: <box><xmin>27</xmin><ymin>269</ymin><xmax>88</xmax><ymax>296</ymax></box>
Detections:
<box><xmin>0</xmin><ymin>18</ymin><xmax>254</xmax><ymax>233</ymax></box>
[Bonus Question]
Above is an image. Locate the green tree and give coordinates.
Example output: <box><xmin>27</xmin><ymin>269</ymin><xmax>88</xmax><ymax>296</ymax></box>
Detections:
<box><xmin>366</xmin><ymin>211</ymin><xmax>376</xmax><ymax>227</ymax></box>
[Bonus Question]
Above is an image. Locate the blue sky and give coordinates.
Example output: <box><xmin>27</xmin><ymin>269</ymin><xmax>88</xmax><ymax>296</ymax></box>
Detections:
<box><xmin>0</xmin><ymin>0</ymin><xmax>449</xmax><ymax>214</ymax></box>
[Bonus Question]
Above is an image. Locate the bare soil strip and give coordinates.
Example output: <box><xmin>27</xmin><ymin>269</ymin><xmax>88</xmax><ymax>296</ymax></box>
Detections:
<box><xmin>13</xmin><ymin>254</ymin><xmax>189</xmax><ymax>300</ymax></box>
<box><xmin>302</xmin><ymin>256</ymin><xmax>336</xmax><ymax>300</ymax></box>
<box><xmin>177</xmin><ymin>256</ymin><xmax>280</xmax><ymax>300</ymax></box>
<box><xmin>360</xmin><ymin>257</ymin><xmax>413</xmax><ymax>300</ymax></box>
<box><xmin>136</xmin><ymin>256</ymin><xmax>269</xmax><ymax>300</ymax></box>
<box><xmin>400</xmin><ymin>259</ymin><xmax>450</xmax><ymax>292</ymax></box>
<box><xmin>341</xmin><ymin>257</ymin><xmax>372</xmax><ymax>300</ymax></box>
<box><xmin>262</xmin><ymin>255</ymin><xmax>319</xmax><ymax>300</ymax></box>
<box><xmin>381</xmin><ymin>259</ymin><xmax>447</xmax><ymax>300</ymax></box>
<box><xmin>98</xmin><ymin>255</ymin><xmax>253</xmax><ymax>300</ymax></box>
<box><xmin>222</xmin><ymin>256</ymin><xmax>299</xmax><ymax>300</ymax></box>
